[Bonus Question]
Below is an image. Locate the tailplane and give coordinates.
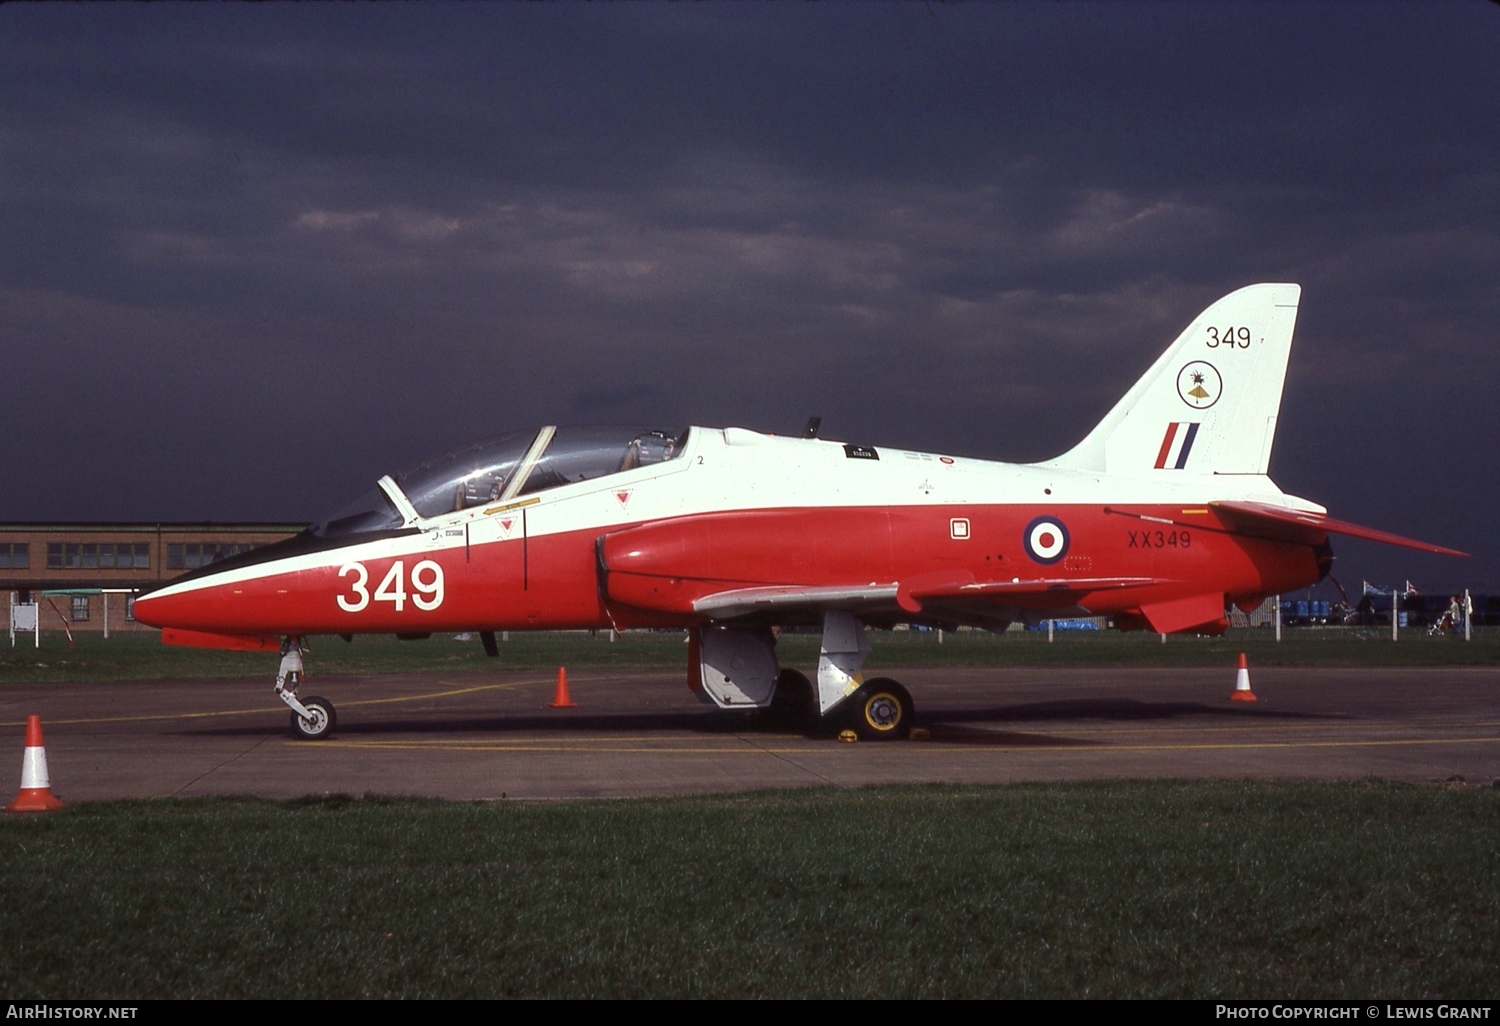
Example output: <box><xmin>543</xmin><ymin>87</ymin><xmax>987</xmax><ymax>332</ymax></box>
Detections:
<box><xmin>1045</xmin><ymin>283</ymin><xmax>1301</xmax><ymax>476</ymax></box>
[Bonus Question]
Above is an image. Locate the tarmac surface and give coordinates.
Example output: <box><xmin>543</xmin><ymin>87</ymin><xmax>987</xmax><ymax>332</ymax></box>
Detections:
<box><xmin>3</xmin><ymin>665</ymin><xmax>1499</xmax><ymax>801</ymax></box>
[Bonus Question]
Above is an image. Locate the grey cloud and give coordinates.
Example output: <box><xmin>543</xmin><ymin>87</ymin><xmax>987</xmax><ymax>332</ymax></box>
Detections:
<box><xmin>1</xmin><ymin>2</ymin><xmax>1496</xmax><ymax>592</ymax></box>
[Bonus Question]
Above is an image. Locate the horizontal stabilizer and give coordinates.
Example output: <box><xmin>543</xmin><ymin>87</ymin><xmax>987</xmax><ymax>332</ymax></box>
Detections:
<box><xmin>1210</xmin><ymin>501</ymin><xmax>1467</xmax><ymax>556</ymax></box>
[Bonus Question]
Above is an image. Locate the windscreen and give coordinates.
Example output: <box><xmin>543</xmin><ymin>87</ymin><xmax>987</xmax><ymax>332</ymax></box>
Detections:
<box><xmin>396</xmin><ymin>430</ymin><xmax>539</xmax><ymax>518</ymax></box>
<box><xmin>309</xmin><ymin>487</ymin><xmax>404</xmax><ymax>539</ymax></box>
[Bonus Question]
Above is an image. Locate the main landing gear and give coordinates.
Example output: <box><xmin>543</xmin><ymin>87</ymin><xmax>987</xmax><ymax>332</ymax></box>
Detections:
<box><xmin>765</xmin><ymin>668</ymin><xmax>817</xmax><ymax>730</ymax></box>
<box><xmin>846</xmin><ymin>677</ymin><xmax>914</xmax><ymax>741</ymax></box>
<box><xmin>275</xmin><ymin>637</ymin><xmax>337</xmax><ymax>740</ymax></box>
<box><xmin>762</xmin><ymin>668</ymin><xmax>914</xmax><ymax>740</ymax></box>
<box><xmin>811</xmin><ymin>611</ymin><xmax>916</xmax><ymax>741</ymax></box>
<box><xmin>687</xmin><ymin>613</ymin><xmax>920</xmax><ymax>741</ymax></box>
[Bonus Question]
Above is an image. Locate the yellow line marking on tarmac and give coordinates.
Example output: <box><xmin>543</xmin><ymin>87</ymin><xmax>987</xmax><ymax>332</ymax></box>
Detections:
<box><xmin>321</xmin><ymin>735</ymin><xmax>713</xmax><ymax>746</ymax></box>
<box><xmin>315</xmin><ymin>734</ymin><xmax>1500</xmax><ymax>756</ymax></box>
<box><xmin>320</xmin><ymin>740</ymin><xmax>788</xmax><ymax>754</ymax></box>
<box><xmin>1044</xmin><ymin>736</ymin><xmax>1500</xmax><ymax>754</ymax></box>
<box><xmin>1012</xmin><ymin>719</ymin><xmax>1500</xmax><ymax>738</ymax></box>
<box><xmin>336</xmin><ymin>679</ymin><xmax>551</xmax><ymax>709</ymax></box>
<box><xmin>0</xmin><ymin>678</ymin><xmax>553</xmax><ymax>729</ymax></box>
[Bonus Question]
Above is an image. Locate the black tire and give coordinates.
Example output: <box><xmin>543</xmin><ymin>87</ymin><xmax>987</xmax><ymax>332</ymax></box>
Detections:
<box><xmin>848</xmin><ymin>678</ymin><xmax>913</xmax><ymax>741</ymax></box>
<box><xmin>765</xmin><ymin>669</ymin><xmax>816</xmax><ymax>731</ymax></box>
<box><xmin>290</xmin><ymin>695</ymin><xmax>336</xmax><ymax>740</ymax></box>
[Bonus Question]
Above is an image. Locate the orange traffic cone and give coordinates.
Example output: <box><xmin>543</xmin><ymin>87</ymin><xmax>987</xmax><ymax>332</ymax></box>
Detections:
<box><xmin>1229</xmin><ymin>652</ymin><xmax>1257</xmax><ymax>703</ymax></box>
<box><xmin>550</xmin><ymin>667</ymin><xmax>576</xmax><ymax>709</ymax></box>
<box><xmin>7</xmin><ymin>716</ymin><xmax>63</xmax><ymax>812</ymax></box>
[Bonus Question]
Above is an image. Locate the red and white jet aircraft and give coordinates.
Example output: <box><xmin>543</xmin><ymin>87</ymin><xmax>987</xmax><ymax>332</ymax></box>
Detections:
<box><xmin>133</xmin><ymin>283</ymin><xmax>1464</xmax><ymax>740</ymax></box>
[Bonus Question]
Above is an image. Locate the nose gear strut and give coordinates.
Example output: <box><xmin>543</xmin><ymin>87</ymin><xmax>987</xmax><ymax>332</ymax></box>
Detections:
<box><xmin>275</xmin><ymin>637</ymin><xmax>337</xmax><ymax>740</ymax></box>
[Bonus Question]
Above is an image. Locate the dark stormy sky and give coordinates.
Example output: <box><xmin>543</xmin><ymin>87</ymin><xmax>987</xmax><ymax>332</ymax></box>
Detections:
<box><xmin>2</xmin><ymin>3</ymin><xmax>1496</xmax><ymax>593</ymax></box>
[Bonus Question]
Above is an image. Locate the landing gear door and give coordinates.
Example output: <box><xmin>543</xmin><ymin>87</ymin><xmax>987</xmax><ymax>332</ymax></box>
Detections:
<box><xmin>696</xmin><ymin>626</ymin><xmax>780</xmax><ymax>708</ymax></box>
<box><xmin>817</xmin><ymin>610</ymin><xmax>872</xmax><ymax>714</ymax></box>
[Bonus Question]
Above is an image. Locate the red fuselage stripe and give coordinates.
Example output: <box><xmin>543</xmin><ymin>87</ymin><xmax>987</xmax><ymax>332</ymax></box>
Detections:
<box><xmin>131</xmin><ymin>503</ymin><xmax>1325</xmax><ymax>636</ymax></box>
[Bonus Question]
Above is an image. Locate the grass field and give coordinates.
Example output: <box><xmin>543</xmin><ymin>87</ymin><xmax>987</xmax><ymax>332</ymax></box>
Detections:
<box><xmin>1</xmin><ymin>781</ymin><xmax>1496</xmax><ymax>998</ymax></box>
<box><xmin>2</xmin><ymin>626</ymin><xmax>1496</xmax><ymax>684</ymax></box>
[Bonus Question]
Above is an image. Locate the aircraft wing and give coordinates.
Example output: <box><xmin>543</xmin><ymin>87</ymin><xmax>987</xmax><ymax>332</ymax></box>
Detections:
<box><xmin>692</xmin><ymin>583</ymin><xmax>898</xmax><ymax>618</ymax></box>
<box><xmin>692</xmin><ymin>573</ymin><xmax>1170</xmax><ymax>620</ymax></box>
<box><xmin>1209</xmin><ymin>501</ymin><xmax>1467</xmax><ymax>556</ymax></box>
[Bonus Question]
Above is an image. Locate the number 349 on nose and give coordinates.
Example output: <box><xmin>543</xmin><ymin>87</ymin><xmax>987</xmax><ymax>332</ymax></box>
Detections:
<box><xmin>338</xmin><ymin>560</ymin><xmax>445</xmax><ymax>612</ymax></box>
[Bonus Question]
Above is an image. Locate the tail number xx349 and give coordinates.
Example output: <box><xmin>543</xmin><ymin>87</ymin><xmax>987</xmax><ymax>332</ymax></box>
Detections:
<box><xmin>337</xmin><ymin>560</ymin><xmax>445</xmax><ymax>612</ymax></box>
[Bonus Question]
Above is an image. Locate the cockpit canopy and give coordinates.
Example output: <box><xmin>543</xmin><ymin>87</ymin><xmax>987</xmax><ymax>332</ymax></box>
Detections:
<box><xmin>311</xmin><ymin>426</ymin><xmax>688</xmax><ymax>539</ymax></box>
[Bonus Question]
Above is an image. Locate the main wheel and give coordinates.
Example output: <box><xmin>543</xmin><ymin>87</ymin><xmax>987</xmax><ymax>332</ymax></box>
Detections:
<box><xmin>765</xmin><ymin>669</ymin><xmax>816</xmax><ymax>731</ymax></box>
<box><xmin>848</xmin><ymin>678</ymin><xmax>913</xmax><ymax>741</ymax></box>
<box><xmin>291</xmin><ymin>695</ymin><xmax>336</xmax><ymax>740</ymax></box>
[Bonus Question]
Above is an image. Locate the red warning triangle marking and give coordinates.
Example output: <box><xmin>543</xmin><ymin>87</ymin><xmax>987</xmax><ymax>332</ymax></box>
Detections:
<box><xmin>615</xmin><ymin>489</ymin><xmax>633</xmax><ymax>508</ymax></box>
<box><xmin>500</xmin><ymin>518</ymin><xmax>514</xmax><ymax>533</ymax></box>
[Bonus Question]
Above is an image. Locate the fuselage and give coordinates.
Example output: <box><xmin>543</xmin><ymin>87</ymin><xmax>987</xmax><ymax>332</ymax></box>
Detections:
<box><xmin>131</xmin><ymin>425</ymin><xmax>1327</xmax><ymax>637</ymax></box>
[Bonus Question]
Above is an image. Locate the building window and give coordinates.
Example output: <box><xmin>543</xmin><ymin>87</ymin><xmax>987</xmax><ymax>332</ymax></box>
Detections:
<box><xmin>46</xmin><ymin>542</ymin><xmax>149</xmax><ymax>570</ymax></box>
<box><xmin>70</xmin><ymin>595</ymin><xmax>90</xmax><ymax>621</ymax></box>
<box><xmin>0</xmin><ymin>543</ymin><xmax>27</xmax><ymax>569</ymax></box>
<box><xmin>99</xmin><ymin>543</ymin><xmax>150</xmax><ymax>569</ymax></box>
<box><xmin>167</xmin><ymin>542</ymin><xmax>255</xmax><ymax>570</ymax></box>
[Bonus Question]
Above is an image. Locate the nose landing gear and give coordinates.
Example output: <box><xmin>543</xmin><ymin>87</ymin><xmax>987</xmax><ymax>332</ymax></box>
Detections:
<box><xmin>274</xmin><ymin>637</ymin><xmax>337</xmax><ymax>740</ymax></box>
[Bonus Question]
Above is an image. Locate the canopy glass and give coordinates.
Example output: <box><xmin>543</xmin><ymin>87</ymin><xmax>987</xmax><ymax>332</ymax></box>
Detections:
<box><xmin>310</xmin><ymin>426</ymin><xmax>688</xmax><ymax>538</ymax></box>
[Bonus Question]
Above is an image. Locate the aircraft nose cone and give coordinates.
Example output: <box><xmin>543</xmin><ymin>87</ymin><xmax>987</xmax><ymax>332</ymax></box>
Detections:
<box><xmin>128</xmin><ymin>588</ymin><xmax>177</xmax><ymax>629</ymax></box>
<box><xmin>131</xmin><ymin>565</ymin><xmax>241</xmax><ymax>630</ymax></box>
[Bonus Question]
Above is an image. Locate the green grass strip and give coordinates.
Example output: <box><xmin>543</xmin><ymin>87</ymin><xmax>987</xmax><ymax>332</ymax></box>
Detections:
<box><xmin>3</xmin><ymin>627</ymin><xmax>1497</xmax><ymax>684</ymax></box>
<box><xmin>1</xmin><ymin>781</ymin><xmax>1498</xmax><ymax>998</ymax></box>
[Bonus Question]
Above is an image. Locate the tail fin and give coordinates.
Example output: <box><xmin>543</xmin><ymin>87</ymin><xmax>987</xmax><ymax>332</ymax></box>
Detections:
<box><xmin>1044</xmin><ymin>283</ymin><xmax>1301</xmax><ymax>476</ymax></box>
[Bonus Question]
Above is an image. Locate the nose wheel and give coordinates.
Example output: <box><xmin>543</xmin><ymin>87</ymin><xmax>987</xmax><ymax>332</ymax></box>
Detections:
<box><xmin>274</xmin><ymin>638</ymin><xmax>337</xmax><ymax>740</ymax></box>
<box><xmin>290</xmin><ymin>695</ymin><xmax>337</xmax><ymax>740</ymax></box>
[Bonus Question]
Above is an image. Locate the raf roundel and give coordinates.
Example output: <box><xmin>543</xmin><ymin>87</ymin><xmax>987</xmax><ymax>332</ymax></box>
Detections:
<box><xmin>1023</xmin><ymin>516</ymin><xmax>1070</xmax><ymax>564</ymax></box>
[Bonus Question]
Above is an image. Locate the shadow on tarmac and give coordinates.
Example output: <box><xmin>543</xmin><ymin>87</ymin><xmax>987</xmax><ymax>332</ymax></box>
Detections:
<box><xmin>931</xmin><ymin>697</ymin><xmax>1343</xmax><ymax>725</ymax></box>
<box><xmin>172</xmin><ymin>695</ymin><xmax>1347</xmax><ymax>741</ymax></box>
